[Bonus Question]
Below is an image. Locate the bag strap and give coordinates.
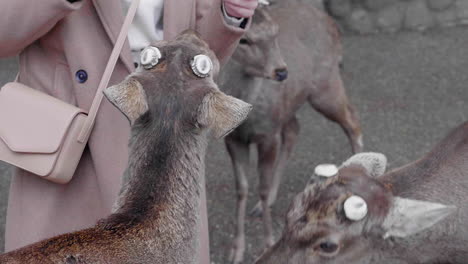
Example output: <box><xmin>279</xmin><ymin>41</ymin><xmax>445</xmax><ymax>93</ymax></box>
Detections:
<box><xmin>78</xmin><ymin>0</ymin><xmax>140</xmax><ymax>143</ymax></box>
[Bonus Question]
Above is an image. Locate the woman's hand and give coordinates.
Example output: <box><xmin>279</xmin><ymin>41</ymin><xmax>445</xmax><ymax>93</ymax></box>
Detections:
<box><xmin>223</xmin><ymin>0</ymin><xmax>258</xmax><ymax>18</ymax></box>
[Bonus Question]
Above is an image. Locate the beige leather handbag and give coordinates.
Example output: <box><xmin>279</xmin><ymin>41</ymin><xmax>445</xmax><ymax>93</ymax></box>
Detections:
<box><xmin>0</xmin><ymin>0</ymin><xmax>140</xmax><ymax>184</ymax></box>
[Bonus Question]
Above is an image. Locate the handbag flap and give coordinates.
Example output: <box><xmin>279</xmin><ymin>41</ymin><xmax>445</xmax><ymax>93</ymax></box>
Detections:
<box><xmin>0</xmin><ymin>82</ymin><xmax>87</xmax><ymax>154</ymax></box>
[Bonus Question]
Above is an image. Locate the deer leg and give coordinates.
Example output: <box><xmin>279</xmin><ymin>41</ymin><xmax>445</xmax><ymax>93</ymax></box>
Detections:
<box><xmin>308</xmin><ymin>67</ymin><xmax>363</xmax><ymax>153</ymax></box>
<box><xmin>267</xmin><ymin>117</ymin><xmax>300</xmax><ymax>207</ymax></box>
<box><xmin>250</xmin><ymin>117</ymin><xmax>300</xmax><ymax>217</ymax></box>
<box><xmin>226</xmin><ymin>136</ymin><xmax>250</xmax><ymax>264</ymax></box>
<box><xmin>257</xmin><ymin>133</ymin><xmax>282</xmax><ymax>249</ymax></box>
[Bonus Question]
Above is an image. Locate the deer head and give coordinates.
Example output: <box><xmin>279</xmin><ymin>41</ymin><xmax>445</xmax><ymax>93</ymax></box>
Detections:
<box><xmin>104</xmin><ymin>30</ymin><xmax>252</xmax><ymax>139</ymax></box>
<box><xmin>256</xmin><ymin>153</ymin><xmax>456</xmax><ymax>264</ymax></box>
<box><xmin>232</xmin><ymin>6</ymin><xmax>288</xmax><ymax>82</ymax></box>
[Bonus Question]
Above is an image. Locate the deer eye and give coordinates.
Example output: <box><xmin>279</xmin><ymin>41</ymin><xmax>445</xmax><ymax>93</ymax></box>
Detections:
<box><xmin>239</xmin><ymin>38</ymin><xmax>251</xmax><ymax>45</ymax></box>
<box><xmin>298</xmin><ymin>215</ymin><xmax>308</xmax><ymax>224</ymax></box>
<box><xmin>319</xmin><ymin>241</ymin><xmax>339</xmax><ymax>254</ymax></box>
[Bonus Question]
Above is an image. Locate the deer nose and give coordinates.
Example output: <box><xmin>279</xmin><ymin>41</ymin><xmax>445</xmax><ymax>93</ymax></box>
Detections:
<box><xmin>274</xmin><ymin>68</ymin><xmax>288</xmax><ymax>82</ymax></box>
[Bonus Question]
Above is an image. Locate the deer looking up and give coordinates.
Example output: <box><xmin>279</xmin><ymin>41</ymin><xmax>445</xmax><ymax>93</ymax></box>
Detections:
<box><xmin>220</xmin><ymin>1</ymin><xmax>362</xmax><ymax>263</ymax></box>
<box><xmin>0</xmin><ymin>31</ymin><xmax>252</xmax><ymax>264</ymax></box>
<box><xmin>256</xmin><ymin>122</ymin><xmax>468</xmax><ymax>264</ymax></box>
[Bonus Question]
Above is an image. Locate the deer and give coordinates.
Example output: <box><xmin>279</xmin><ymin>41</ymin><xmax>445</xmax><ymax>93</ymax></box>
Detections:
<box><xmin>219</xmin><ymin>1</ymin><xmax>362</xmax><ymax>263</ymax></box>
<box><xmin>256</xmin><ymin>121</ymin><xmax>468</xmax><ymax>264</ymax></box>
<box><xmin>0</xmin><ymin>31</ymin><xmax>252</xmax><ymax>264</ymax></box>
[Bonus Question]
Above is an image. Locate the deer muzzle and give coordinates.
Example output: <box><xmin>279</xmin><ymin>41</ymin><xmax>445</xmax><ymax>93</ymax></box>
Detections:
<box><xmin>274</xmin><ymin>68</ymin><xmax>288</xmax><ymax>82</ymax></box>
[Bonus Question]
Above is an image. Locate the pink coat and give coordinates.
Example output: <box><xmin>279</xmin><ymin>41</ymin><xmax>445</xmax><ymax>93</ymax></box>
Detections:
<box><xmin>0</xmin><ymin>0</ymin><xmax>248</xmax><ymax>262</ymax></box>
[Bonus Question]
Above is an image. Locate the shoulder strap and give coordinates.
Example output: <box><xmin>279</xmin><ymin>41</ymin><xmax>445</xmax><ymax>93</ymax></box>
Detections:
<box><xmin>78</xmin><ymin>0</ymin><xmax>140</xmax><ymax>143</ymax></box>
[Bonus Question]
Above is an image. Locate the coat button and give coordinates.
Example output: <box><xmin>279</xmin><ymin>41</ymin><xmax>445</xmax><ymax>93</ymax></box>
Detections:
<box><xmin>75</xmin><ymin>70</ymin><xmax>88</xmax><ymax>83</ymax></box>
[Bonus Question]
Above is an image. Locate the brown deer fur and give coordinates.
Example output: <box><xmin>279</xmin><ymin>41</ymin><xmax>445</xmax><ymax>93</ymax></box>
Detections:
<box><xmin>256</xmin><ymin>122</ymin><xmax>468</xmax><ymax>264</ymax></box>
<box><xmin>0</xmin><ymin>31</ymin><xmax>252</xmax><ymax>264</ymax></box>
<box><xmin>220</xmin><ymin>2</ymin><xmax>362</xmax><ymax>263</ymax></box>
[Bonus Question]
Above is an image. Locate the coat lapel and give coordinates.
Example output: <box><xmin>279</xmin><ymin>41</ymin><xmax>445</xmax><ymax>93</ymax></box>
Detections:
<box><xmin>163</xmin><ymin>0</ymin><xmax>196</xmax><ymax>40</ymax></box>
<box><xmin>92</xmin><ymin>0</ymin><xmax>135</xmax><ymax>73</ymax></box>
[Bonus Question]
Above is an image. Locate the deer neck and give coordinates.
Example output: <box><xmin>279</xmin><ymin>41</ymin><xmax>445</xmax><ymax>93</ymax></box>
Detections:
<box><xmin>108</xmin><ymin>119</ymin><xmax>208</xmax><ymax>258</ymax></box>
<box><xmin>364</xmin><ymin>231</ymin><xmax>430</xmax><ymax>263</ymax></box>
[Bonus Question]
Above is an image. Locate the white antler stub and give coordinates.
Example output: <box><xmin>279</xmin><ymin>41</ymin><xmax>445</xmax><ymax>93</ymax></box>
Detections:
<box><xmin>314</xmin><ymin>164</ymin><xmax>338</xmax><ymax>178</ymax></box>
<box><xmin>344</xmin><ymin>195</ymin><xmax>368</xmax><ymax>221</ymax></box>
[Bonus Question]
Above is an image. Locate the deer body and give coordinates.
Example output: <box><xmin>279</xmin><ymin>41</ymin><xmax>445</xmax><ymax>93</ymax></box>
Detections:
<box><xmin>220</xmin><ymin>2</ymin><xmax>362</xmax><ymax>263</ymax></box>
<box><xmin>256</xmin><ymin>121</ymin><xmax>468</xmax><ymax>264</ymax></box>
<box><xmin>1</xmin><ymin>130</ymin><xmax>206</xmax><ymax>263</ymax></box>
<box><xmin>376</xmin><ymin>122</ymin><xmax>468</xmax><ymax>263</ymax></box>
<box><xmin>223</xmin><ymin>3</ymin><xmax>357</xmax><ymax>141</ymax></box>
<box><xmin>0</xmin><ymin>32</ymin><xmax>251</xmax><ymax>264</ymax></box>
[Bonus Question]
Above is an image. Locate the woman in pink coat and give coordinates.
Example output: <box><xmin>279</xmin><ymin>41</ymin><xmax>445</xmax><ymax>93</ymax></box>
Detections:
<box><xmin>0</xmin><ymin>0</ymin><xmax>257</xmax><ymax>262</ymax></box>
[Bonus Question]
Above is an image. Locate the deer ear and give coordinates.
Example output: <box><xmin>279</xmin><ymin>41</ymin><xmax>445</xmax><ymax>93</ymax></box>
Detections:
<box><xmin>340</xmin><ymin>152</ymin><xmax>387</xmax><ymax>177</ymax></box>
<box><xmin>104</xmin><ymin>77</ymin><xmax>149</xmax><ymax>125</ymax></box>
<box><xmin>198</xmin><ymin>91</ymin><xmax>252</xmax><ymax>138</ymax></box>
<box><xmin>382</xmin><ymin>197</ymin><xmax>456</xmax><ymax>239</ymax></box>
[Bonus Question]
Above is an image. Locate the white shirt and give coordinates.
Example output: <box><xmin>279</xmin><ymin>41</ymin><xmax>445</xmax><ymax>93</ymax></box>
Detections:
<box><xmin>121</xmin><ymin>0</ymin><xmax>164</xmax><ymax>62</ymax></box>
<box><xmin>121</xmin><ymin>0</ymin><xmax>245</xmax><ymax>62</ymax></box>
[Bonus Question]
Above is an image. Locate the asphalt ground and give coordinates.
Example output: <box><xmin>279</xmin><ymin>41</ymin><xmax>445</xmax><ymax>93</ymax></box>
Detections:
<box><xmin>0</xmin><ymin>27</ymin><xmax>467</xmax><ymax>264</ymax></box>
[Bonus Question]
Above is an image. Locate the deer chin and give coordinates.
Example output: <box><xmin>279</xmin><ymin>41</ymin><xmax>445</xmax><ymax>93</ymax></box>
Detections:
<box><xmin>243</xmin><ymin>67</ymin><xmax>277</xmax><ymax>81</ymax></box>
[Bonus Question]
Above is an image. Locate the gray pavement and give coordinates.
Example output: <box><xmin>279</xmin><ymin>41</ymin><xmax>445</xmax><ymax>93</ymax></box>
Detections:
<box><xmin>0</xmin><ymin>27</ymin><xmax>467</xmax><ymax>263</ymax></box>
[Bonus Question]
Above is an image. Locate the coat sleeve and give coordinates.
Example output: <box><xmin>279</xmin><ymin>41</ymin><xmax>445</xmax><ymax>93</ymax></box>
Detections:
<box><xmin>195</xmin><ymin>0</ymin><xmax>251</xmax><ymax>65</ymax></box>
<box><xmin>0</xmin><ymin>0</ymin><xmax>82</xmax><ymax>57</ymax></box>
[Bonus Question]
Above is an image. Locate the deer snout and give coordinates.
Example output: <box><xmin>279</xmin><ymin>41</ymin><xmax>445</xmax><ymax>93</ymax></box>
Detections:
<box><xmin>274</xmin><ymin>68</ymin><xmax>288</xmax><ymax>82</ymax></box>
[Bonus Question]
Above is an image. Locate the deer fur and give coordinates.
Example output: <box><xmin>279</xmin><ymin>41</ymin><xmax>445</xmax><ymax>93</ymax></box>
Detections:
<box><xmin>220</xmin><ymin>2</ymin><xmax>362</xmax><ymax>263</ymax></box>
<box><xmin>256</xmin><ymin>121</ymin><xmax>468</xmax><ymax>264</ymax></box>
<box><xmin>0</xmin><ymin>31</ymin><xmax>252</xmax><ymax>264</ymax></box>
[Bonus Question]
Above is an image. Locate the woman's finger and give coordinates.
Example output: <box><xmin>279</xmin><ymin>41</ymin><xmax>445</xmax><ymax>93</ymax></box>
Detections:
<box><xmin>224</xmin><ymin>0</ymin><xmax>259</xmax><ymax>18</ymax></box>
